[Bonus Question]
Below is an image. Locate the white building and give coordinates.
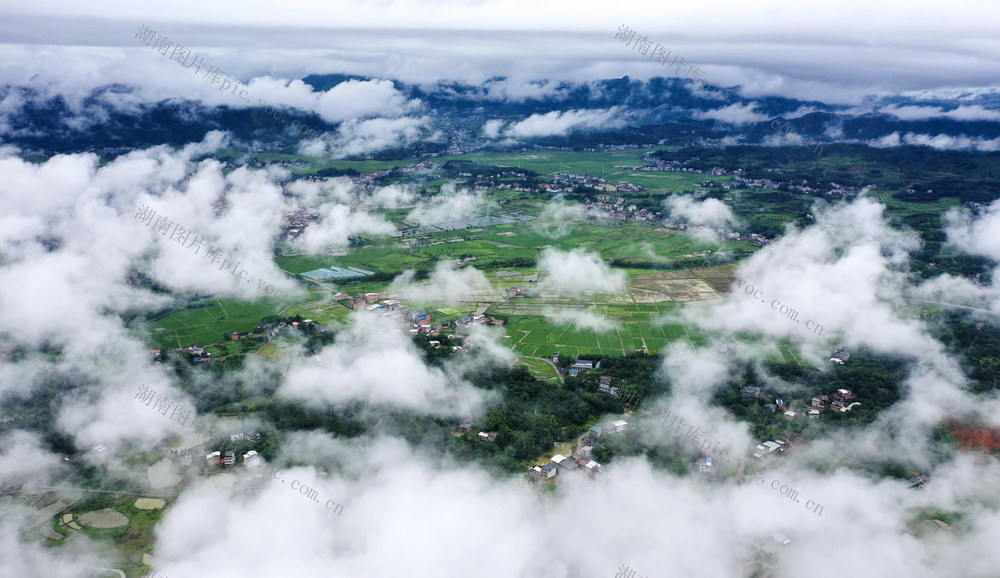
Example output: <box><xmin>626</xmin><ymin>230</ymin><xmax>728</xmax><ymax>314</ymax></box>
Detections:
<box><xmin>243</xmin><ymin>450</ymin><xmax>260</xmax><ymax>469</ymax></box>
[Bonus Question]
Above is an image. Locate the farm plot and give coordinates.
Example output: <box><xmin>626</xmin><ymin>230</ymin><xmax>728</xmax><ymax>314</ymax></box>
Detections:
<box><xmin>149</xmin><ymin>299</ymin><xmax>282</xmax><ymax>349</ymax></box>
<box><xmin>629</xmin><ymin>275</ymin><xmax>722</xmax><ymax>302</ymax></box>
<box><xmin>284</xmin><ymin>301</ymin><xmax>353</xmax><ymax>325</ymax></box>
<box><xmin>504</xmin><ymin>312</ymin><xmax>696</xmax><ymax>358</ymax></box>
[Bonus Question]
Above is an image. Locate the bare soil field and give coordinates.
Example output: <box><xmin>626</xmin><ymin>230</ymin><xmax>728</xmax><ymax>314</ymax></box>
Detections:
<box><xmin>629</xmin><ymin>276</ymin><xmax>720</xmax><ymax>302</ymax></box>
<box><xmin>78</xmin><ymin>508</ymin><xmax>129</xmax><ymax>528</ymax></box>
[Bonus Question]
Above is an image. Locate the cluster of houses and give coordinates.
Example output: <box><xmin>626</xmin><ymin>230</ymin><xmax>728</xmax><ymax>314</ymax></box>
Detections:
<box><xmin>172</xmin><ymin>431</ymin><xmax>262</xmax><ymax>469</ymax></box>
<box><xmin>751</xmin><ymin>440</ymin><xmax>786</xmax><ymax>460</ymax></box>
<box><xmin>181</xmin><ymin>344</ymin><xmax>211</xmax><ymax>363</ymax></box>
<box><xmin>542</xmin><ymin>172</ymin><xmax>606</xmax><ymax>192</ymax></box>
<box><xmin>583</xmin><ymin>196</ymin><xmax>659</xmax><ymax>223</ymax></box>
<box><xmin>506</xmin><ymin>285</ymin><xmax>529</xmax><ymax>299</ymax></box>
<box><xmin>262</xmin><ymin>319</ymin><xmax>316</xmax><ymax>340</ymax></box>
<box><xmin>542</xmin><ymin>172</ymin><xmax>650</xmax><ymax>195</ymax></box>
<box><xmin>342</xmin><ymin>292</ymin><xmax>382</xmax><ymax>310</ymax></box>
<box><xmin>457</xmin><ymin>168</ymin><xmax>529</xmax><ymax>192</ymax></box>
<box><xmin>533</xmin><ymin>453</ymin><xmax>602</xmax><ymax>479</ymax></box>
<box><xmin>464</xmin><ymin>416</ymin><xmax>630</xmax><ymax>482</ymax></box>
<box><xmin>533</xmin><ymin>418</ymin><xmax>630</xmax><ymax>480</ymax></box>
<box><xmin>597</xmin><ymin>375</ymin><xmax>620</xmax><ymax>396</ymax></box>
<box><xmin>812</xmin><ymin>389</ymin><xmax>855</xmax><ymax>414</ymax></box>
<box><xmin>636</xmin><ymin>154</ymin><xmax>739</xmax><ymax>176</ymax></box>
<box><xmin>553</xmin><ymin>357</ymin><xmax>600</xmax><ymax>378</ymax></box>
<box><xmin>589</xmin><ymin>419</ymin><xmax>629</xmax><ymax>439</ymax></box>
<box><xmin>742</xmin><ymin>385</ymin><xmax>855</xmax><ymax>419</ymax></box>
<box><xmin>282</xmin><ymin>208</ymin><xmax>320</xmax><ymax>240</ymax></box>
<box><xmin>347</xmin><ymin>160</ymin><xmax>441</xmax><ymax>192</ymax></box>
<box><xmin>728</xmin><ymin>175</ymin><xmax>781</xmax><ymax>190</ymax></box>
<box><xmin>829</xmin><ymin>349</ymin><xmax>850</xmax><ymax>364</ymax></box>
<box><xmin>455</xmin><ymin>314</ymin><xmax>499</xmax><ymax>328</ymax></box>
<box><xmin>660</xmin><ymin>219</ymin><xmax>747</xmax><ymax>241</ymax></box>
<box><xmin>340</xmin><ymin>294</ymin><xmax>449</xmax><ymax>335</ymax></box>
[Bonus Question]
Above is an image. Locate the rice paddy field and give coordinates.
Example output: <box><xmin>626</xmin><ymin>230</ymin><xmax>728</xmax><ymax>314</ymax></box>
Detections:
<box><xmin>147</xmin><ymin>298</ymin><xmax>285</xmax><ymax>350</ymax></box>
<box><xmin>145</xmin><ymin>149</ymin><xmax>761</xmax><ymax>359</ymax></box>
<box><xmin>147</xmin><ymin>218</ymin><xmax>734</xmax><ymax>361</ymax></box>
<box><xmin>501</xmin><ymin>308</ymin><xmax>712</xmax><ymax>358</ymax></box>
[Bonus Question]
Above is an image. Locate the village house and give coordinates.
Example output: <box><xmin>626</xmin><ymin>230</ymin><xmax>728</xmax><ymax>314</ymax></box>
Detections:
<box><xmin>830</xmin><ymin>350</ymin><xmax>850</xmax><ymax>364</ymax></box>
<box><xmin>551</xmin><ymin>454</ymin><xmax>578</xmax><ymax>473</ymax></box>
<box><xmin>243</xmin><ymin>450</ymin><xmax>260</xmax><ymax>469</ymax></box>
<box><xmin>534</xmin><ymin>462</ymin><xmax>559</xmax><ymax>479</ymax></box>
<box><xmin>752</xmin><ymin>440</ymin><xmax>785</xmax><ymax>459</ymax></box>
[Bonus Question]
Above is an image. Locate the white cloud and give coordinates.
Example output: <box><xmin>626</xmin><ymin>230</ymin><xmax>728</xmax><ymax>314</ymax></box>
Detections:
<box><xmin>536</xmin><ymin>247</ymin><xmax>626</xmax><ymax>295</ymax></box>
<box><xmin>943</xmin><ymin>199</ymin><xmax>1000</xmax><ymax>261</ymax></box>
<box><xmin>870</xmin><ymin>131</ymin><xmax>902</xmax><ymax>147</ymax></box>
<box><xmin>293</xmin><ymin>205</ymin><xmax>396</xmax><ymax>253</ymax></box>
<box><xmin>543</xmin><ymin>307</ymin><xmax>618</xmax><ymax>332</ymax></box>
<box><xmin>903</xmin><ymin>132</ymin><xmax>1000</xmax><ymax>151</ymax></box>
<box><xmin>387</xmin><ymin>260</ymin><xmax>499</xmax><ymax>304</ymax></box>
<box><xmin>881</xmin><ymin>104</ymin><xmax>1000</xmax><ymax>121</ymax></box>
<box><xmin>531</xmin><ymin>194</ymin><xmax>590</xmax><ymax>238</ymax></box>
<box><xmin>369</xmin><ymin>185</ymin><xmax>417</xmax><ymax>208</ymax></box>
<box><xmin>504</xmin><ymin>107</ymin><xmax>627</xmax><ymax>138</ymax></box>
<box><xmin>279</xmin><ymin>313</ymin><xmax>490</xmax><ymax>416</ymax></box>
<box><xmin>406</xmin><ymin>184</ymin><xmax>490</xmax><ymax>227</ymax></box>
<box><xmin>695</xmin><ymin>102</ymin><xmax>767</xmax><ymax>124</ymax></box>
<box><xmin>335</xmin><ymin>116</ymin><xmax>433</xmax><ymax>157</ymax></box>
<box><xmin>664</xmin><ymin>194</ymin><xmax>739</xmax><ymax>243</ymax></box>
<box><xmin>482</xmin><ymin>119</ymin><xmax>505</xmax><ymax>139</ymax></box>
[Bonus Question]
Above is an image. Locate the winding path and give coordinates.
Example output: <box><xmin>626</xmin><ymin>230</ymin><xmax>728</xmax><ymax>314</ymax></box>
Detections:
<box><xmin>525</xmin><ymin>356</ymin><xmax>564</xmax><ymax>383</ymax></box>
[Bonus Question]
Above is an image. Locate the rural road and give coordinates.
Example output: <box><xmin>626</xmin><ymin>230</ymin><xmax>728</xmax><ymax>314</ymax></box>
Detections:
<box><xmin>25</xmin><ymin>486</ymin><xmax>179</xmax><ymax>498</ymax></box>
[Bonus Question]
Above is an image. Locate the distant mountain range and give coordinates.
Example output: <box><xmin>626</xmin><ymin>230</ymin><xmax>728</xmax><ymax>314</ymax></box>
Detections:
<box><xmin>2</xmin><ymin>75</ymin><xmax>999</xmax><ymax>156</ymax></box>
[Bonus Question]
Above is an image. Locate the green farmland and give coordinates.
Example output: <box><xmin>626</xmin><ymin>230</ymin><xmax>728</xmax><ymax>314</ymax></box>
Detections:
<box><xmin>148</xmin><ymin>298</ymin><xmax>286</xmax><ymax>350</ymax></box>
<box><xmin>500</xmin><ymin>305</ymin><xmax>711</xmax><ymax>359</ymax></box>
<box><xmin>144</xmin><ymin>149</ymin><xmax>767</xmax><ymax>359</ymax></box>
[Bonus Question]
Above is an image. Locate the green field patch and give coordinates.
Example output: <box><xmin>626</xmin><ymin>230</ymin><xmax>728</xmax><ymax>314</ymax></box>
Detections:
<box><xmin>149</xmin><ymin>298</ymin><xmax>284</xmax><ymax>349</ymax></box>
<box><xmin>661</xmin><ymin>324</ymin><xmax>688</xmax><ymax>339</ymax></box>
<box><xmin>285</xmin><ymin>302</ymin><xmax>352</xmax><ymax>325</ymax></box>
<box><xmin>518</xmin><ymin>357</ymin><xmax>559</xmax><ymax>381</ymax></box>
